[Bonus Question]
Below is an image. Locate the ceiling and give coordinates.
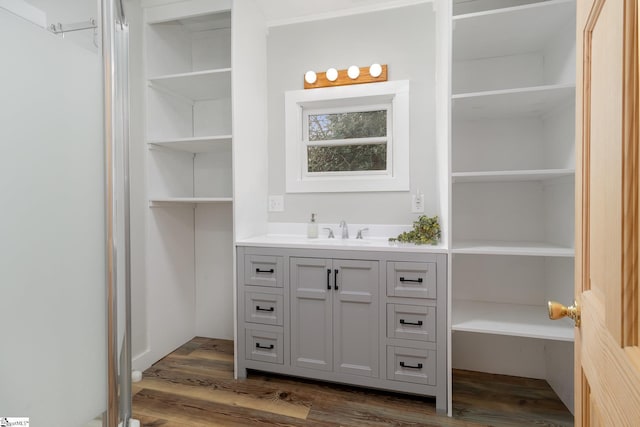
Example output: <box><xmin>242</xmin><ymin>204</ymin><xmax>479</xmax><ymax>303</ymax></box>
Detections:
<box><xmin>24</xmin><ymin>0</ymin><xmax>428</xmax><ymax>30</ymax></box>
<box><xmin>253</xmin><ymin>0</ymin><xmax>430</xmax><ymax>27</ymax></box>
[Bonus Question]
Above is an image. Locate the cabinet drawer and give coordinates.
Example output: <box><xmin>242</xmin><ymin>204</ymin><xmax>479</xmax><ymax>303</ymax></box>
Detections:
<box><xmin>245</xmin><ymin>292</ymin><xmax>284</xmax><ymax>326</ymax></box>
<box><xmin>387</xmin><ymin>304</ymin><xmax>436</xmax><ymax>342</ymax></box>
<box><xmin>244</xmin><ymin>255</ymin><xmax>283</xmax><ymax>287</ymax></box>
<box><xmin>245</xmin><ymin>329</ymin><xmax>283</xmax><ymax>364</ymax></box>
<box><xmin>387</xmin><ymin>346</ymin><xmax>436</xmax><ymax>386</ymax></box>
<box><xmin>387</xmin><ymin>261</ymin><xmax>436</xmax><ymax>299</ymax></box>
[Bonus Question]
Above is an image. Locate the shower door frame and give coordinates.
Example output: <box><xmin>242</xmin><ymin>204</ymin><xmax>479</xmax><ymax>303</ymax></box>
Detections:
<box><xmin>102</xmin><ymin>0</ymin><xmax>132</xmax><ymax>426</ymax></box>
<box><xmin>0</xmin><ymin>0</ymin><xmax>132</xmax><ymax>424</ymax></box>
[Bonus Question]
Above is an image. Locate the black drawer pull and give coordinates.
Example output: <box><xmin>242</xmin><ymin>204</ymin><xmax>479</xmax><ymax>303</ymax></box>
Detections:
<box><xmin>399</xmin><ymin>319</ymin><xmax>423</xmax><ymax>326</ymax></box>
<box><xmin>256</xmin><ymin>268</ymin><xmax>275</xmax><ymax>274</ymax></box>
<box><xmin>400</xmin><ymin>361</ymin><xmax>423</xmax><ymax>369</ymax></box>
<box><xmin>334</xmin><ymin>269</ymin><xmax>339</xmax><ymax>290</ymax></box>
<box><xmin>256</xmin><ymin>306</ymin><xmax>274</xmax><ymax>312</ymax></box>
<box><xmin>255</xmin><ymin>343</ymin><xmax>274</xmax><ymax>350</ymax></box>
<box><xmin>399</xmin><ymin>277</ymin><xmax>423</xmax><ymax>283</ymax></box>
<box><xmin>327</xmin><ymin>268</ymin><xmax>331</xmax><ymax>290</ymax></box>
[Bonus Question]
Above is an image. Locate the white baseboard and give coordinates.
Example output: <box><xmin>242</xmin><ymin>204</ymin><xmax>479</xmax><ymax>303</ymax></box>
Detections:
<box><xmin>132</xmin><ymin>348</ymin><xmax>154</xmax><ymax>372</ymax></box>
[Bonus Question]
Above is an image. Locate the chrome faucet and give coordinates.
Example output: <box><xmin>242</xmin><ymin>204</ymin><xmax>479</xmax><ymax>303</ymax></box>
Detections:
<box><xmin>339</xmin><ymin>220</ymin><xmax>349</xmax><ymax>239</ymax></box>
<box><xmin>323</xmin><ymin>227</ymin><xmax>335</xmax><ymax>239</ymax></box>
<box><xmin>356</xmin><ymin>228</ymin><xmax>369</xmax><ymax>239</ymax></box>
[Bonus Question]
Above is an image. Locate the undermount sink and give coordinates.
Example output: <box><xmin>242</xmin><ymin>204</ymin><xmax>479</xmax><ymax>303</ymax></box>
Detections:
<box><xmin>306</xmin><ymin>238</ymin><xmax>374</xmax><ymax>245</ymax></box>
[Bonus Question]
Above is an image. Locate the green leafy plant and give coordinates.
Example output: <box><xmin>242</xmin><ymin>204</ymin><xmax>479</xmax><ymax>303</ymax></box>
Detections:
<box><xmin>389</xmin><ymin>215</ymin><xmax>441</xmax><ymax>245</ymax></box>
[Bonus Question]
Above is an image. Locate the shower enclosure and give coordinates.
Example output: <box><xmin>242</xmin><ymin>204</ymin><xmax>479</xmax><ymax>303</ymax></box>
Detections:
<box><xmin>0</xmin><ymin>0</ymin><xmax>131</xmax><ymax>426</ymax></box>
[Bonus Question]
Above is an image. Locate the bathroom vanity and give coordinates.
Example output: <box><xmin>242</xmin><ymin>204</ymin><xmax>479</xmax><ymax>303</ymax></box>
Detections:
<box><xmin>236</xmin><ymin>239</ymin><xmax>447</xmax><ymax>412</ymax></box>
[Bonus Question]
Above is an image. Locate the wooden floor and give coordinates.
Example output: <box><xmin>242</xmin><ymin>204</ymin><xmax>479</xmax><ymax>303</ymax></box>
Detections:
<box><xmin>132</xmin><ymin>337</ymin><xmax>574</xmax><ymax>427</ymax></box>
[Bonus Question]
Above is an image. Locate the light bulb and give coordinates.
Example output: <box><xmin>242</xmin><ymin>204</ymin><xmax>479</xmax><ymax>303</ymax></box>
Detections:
<box><xmin>369</xmin><ymin>63</ymin><xmax>382</xmax><ymax>78</ymax></box>
<box><xmin>326</xmin><ymin>67</ymin><xmax>338</xmax><ymax>82</ymax></box>
<box><xmin>304</xmin><ymin>70</ymin><xmax>317</xmax><ymax>84</ymax></box>
<box><xmin>347</xmin><ymin>65</ymin><xmax>360</xmax><ymax>79</ymax></box>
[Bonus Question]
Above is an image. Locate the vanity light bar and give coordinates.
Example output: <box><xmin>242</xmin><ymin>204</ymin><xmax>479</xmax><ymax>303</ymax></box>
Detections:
<box><xmin>303</xmin><ymin>64</ymin><xmax>388</xmax><ymax>89</ymax></box>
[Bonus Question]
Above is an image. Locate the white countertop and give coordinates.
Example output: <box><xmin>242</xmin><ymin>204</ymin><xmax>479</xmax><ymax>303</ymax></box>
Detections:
<box><xmin>236</xmin><ymin>235</ymin><xmax>447</xmax><ymax>252</ymax></box>
<box><xmin>235</xmin><ymin>223</ymin><xmax>447</xmax><ymax>253</ymax></box>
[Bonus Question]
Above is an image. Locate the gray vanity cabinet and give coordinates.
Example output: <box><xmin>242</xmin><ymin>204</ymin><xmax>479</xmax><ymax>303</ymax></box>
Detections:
<box><xmin>236</xmin><ymin>245</ymin><xmax>448</xmax><ymax>413</ymax></box>
<box><xmin>290</xmin><ymin>257</ymin><xmax>379</xmax><ymax>378</ymax></box>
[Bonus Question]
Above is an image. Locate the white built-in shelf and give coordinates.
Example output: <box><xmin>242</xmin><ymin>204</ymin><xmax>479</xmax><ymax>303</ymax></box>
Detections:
<box><xmin>452</xmin><ymin>83</ymin><xmax>575</xmax><ymax>120</ymax></box>
<box><xmin>146</xmin><ymin>8</ymin><xmax>231</xmax><ymax>28</ymax></box>
<box><xmin>147</xmin><ymin>135</ymin><xmax>232</xmax><ymax>153</ymax></box>
<box><xmin>452</xmin><ymin>300</ymin><xmax>574</xmax><ymax>342</ymax></box>
<box><xmin>452</xmin><ymin>169</ymin><xmax>574</xmax><ymax>183</ymax></box>
<box><xmin>452</xmin><ymin>0</ymin><xmax>575</xmax><ymax>60</ymax></box>
<box><xmin>452</xmin><ymin>240</ymin><xmax>574</xmax><ymax>257</ymax></box>
<box><xmin>148</xmin><ymin>68</ymin><xmax>231</xmax><ymax>101</ymax></box>
<box><xmin>149</xmin><ymin>197</ymin><xmax>233</xmax><ymax>207</ymax></box>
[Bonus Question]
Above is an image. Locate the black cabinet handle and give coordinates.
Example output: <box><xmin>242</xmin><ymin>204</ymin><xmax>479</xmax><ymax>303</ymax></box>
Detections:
<box><xmin>400</xmin><ymin>319</ymin><xmax>423</xmax><ymax>326</ymax></box>
<box><xmin>255</xmin><ymin>343</ymin><xmax>274</xmax><ymax>350</ymax></box>
<box><xmin>400</xmin><ymin>361</ymin><xmax>423</xmax><ymax>369</ymax></box>
<box><xmin>327</xmin><ymin>269</ymin><xmax>331</xmax><ymax>290</ymax></box>
<box><xmin>256</xmin><ymin>306</ymin><xmax>274</xmax><ymax>312</ymax></box>
<box><xmin>334</xmin><ymin>269</ymin><xmax>339</xmax><ymax>290</ymax></box>
<box><xmin>399</xmin><ymin>277</ymin><xmax>423</xmax><ymax>283</ymax></box>
<box><xmin>256</xmin><ymin>268</ymin><xmax>275</xmax><ymax>273</ymax></box>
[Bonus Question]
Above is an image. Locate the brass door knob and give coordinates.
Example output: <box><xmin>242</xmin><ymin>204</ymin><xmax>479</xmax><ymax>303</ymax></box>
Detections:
<box><xmin>548</xmin><ymin>300</ymin><xmax>580</xmax><ymax>327</ymax></box>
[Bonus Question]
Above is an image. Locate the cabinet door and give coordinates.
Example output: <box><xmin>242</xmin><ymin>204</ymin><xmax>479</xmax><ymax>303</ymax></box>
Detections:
<box><xmin>290</xmin><ymin>257</ymin><xmax>333</xmax><ymax>371</ymax></box>
<box><xmin>333</xmin><ymin>259</ymin><xmax>379</xmax><ymax>378</ymax></box>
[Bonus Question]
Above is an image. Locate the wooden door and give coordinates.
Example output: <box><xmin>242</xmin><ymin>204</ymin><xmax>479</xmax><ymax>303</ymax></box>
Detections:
<box><xmin>290</xmin><ymin>257</ymin><xmax>333</xmax><ymax>371</ymax></box>
<box><xmin>332</xmin><ymin>259</ymin><xmax>379</xmax><ymax>378</ymax></box>
<box><xmin>575</xmin><ymin>0</ymin><xmax>640</xmax><ymax>424</ymax></box>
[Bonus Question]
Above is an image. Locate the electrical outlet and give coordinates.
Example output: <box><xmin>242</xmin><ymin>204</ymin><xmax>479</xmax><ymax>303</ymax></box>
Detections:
<box><xmin>411</xmin><ymin>193</ymin><xmax>424</xmax><ymax>213</ymax></box>
<box><xmin>268</xmin><ymin>195</ymin><xmax>284</xmax><ymax>212</ymax></box>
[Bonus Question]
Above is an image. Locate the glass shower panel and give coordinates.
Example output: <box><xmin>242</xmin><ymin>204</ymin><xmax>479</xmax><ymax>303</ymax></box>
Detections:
<box><xmin>0</xmin><ymin>4</ymin><xmax>106</xmax><ymax>426</ymax></box>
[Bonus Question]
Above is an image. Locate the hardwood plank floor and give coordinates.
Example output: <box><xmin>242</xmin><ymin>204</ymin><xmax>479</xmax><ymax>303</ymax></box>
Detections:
<box><xmin>132</xmin><ymin>338</ymin><xmax>574</xmax><ymax>427</ymax></box>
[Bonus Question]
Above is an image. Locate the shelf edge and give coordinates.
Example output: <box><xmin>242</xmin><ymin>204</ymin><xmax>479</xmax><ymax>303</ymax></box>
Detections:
<box><xmin>452</xmin><ymin>0</ymin><xmax>574</xmax><ymax>22</ymax></box>
<box><xmin>148</xmin><ymin>67</ymin><xmax>232</xmax><ymax>82</ymax></box>
<box><xmin>148</xmin><ymin>197</ymin><xmax>233</xmax><ymax>207</ymax></box>
<box><xmin>451</xmin><ymin>243</ymin><xmax>575</xmax><ymax>257</ymax></box>
<box><xmin>147</xmin><ymin>134</ymin><xmax>233</xmax><ymax>144</ymax></box>
<box><xmin>452</xmin><ymin>83</ymin><xmax>576</xmax><ymax>100</ymax></box>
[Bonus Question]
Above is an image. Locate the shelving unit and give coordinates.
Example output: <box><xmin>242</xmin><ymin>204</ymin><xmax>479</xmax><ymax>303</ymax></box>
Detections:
<box><xmin>146</xmin><ymin>8</ymin><xmax>232</xmax><ymax>202</ymax></box>
<box><xmin>140</xmin><ymin>0</ymin><xmax>235</xmax><ymax>369</ymax></box>
<box><xmin>148</xmin><ymin>135</ymin><xmax>232</xmax><ymax>153</ymax></box>
<box><xmin>452</xmin><ymin>0</ymin><xmax>575</xmax><ymax>60</ymax></box>
<box><xmin>451</xmin><ymin>168</ymin><xmax>574</xmax><ymax>183</ymax></box>
<box><xmin>148</xmin><ymin>68</ymin><xmax>231</xmax><ymax>101</ymax></box>
<box><xmin>148</xmin><ymin>197</ymin><xmax>233</xmax><ymax>207</ymax></box>
<box><xmin>449</xmin><ymin>0</ymin><xmax>576</xmax><ymax>411</ymax></box>
<box><xmin>452</xmin><ymin>241</ymin><xmax>574</xmax><ymax>257</ymax></box>
<box><xmin>452</xmin><ymin>300</ymin><xmax>574</xmax><ymax>341</ymax></box>
<box><xmin>452</xmin><ymin>84</ymin><xmax>575</xmax><ymax>119</ymax></box>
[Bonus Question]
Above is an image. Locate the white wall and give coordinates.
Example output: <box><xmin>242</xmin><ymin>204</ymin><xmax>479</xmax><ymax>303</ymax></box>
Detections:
<box><xmin>266</xmin><ymin>4</ymin><xmax>437</xmax><ymax>225</ymax></box>
<box><xmin>26</xmin><ymin>0</ymin><xmax>95</xmax><ymax>21</ymax></box>
<box><xmin>232</xmin><ymin>0</ymin><xmax>268</xmax><ymax>241</ymax></box>
<box><xmin>125</xmin><ymin>0</ymin><xmax>150</xmax><ymax>367</ymax></box>
<box><xmin>195</xmin><ymin>204</ymin><xmax>234</xmax><ymax>339</ymax></box>
<box><xmin>25</xmin><ymin>0</ymin><xmax>100</xmax><ymax>51</ymax></box>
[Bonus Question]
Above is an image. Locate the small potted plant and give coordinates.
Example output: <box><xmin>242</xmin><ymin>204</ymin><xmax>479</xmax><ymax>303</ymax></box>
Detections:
<box><xmin>389</xmin><ymin>215</ymin><xmax>440</xmax><ymax>245</ymax></box>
